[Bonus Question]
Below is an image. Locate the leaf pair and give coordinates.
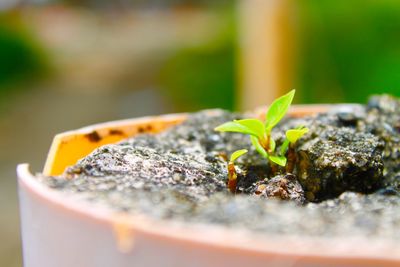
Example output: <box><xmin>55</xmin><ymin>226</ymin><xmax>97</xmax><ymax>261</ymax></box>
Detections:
<box><xmin>215</xmin><ymin>90</ymin><xmax>295</xmax><ymax>138</ymax></box>
<box><xmin>215</xmin><ymin>90</ymin><xmax>296</xmax><ymax>167</ymax></box>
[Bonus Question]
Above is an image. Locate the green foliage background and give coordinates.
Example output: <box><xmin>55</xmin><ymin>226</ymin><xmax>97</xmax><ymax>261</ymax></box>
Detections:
<box><xmin>0</xmin><ymin>14</ymin><xmax>48</xmax><ymax>100</ymax></box>
<box><xmin>159</xmin><ymin>10</ymin><xmax>236</xmax><ymax>111</ymax></box>
<box><xmin>2</xmin><ymin>2</ymin><xmax>400</xmax><ymax>109</ymax></box>
<box><xmin>296</xmin><ymin>0</ymin><xmax>400</xmax><ymax>103</ymax></box>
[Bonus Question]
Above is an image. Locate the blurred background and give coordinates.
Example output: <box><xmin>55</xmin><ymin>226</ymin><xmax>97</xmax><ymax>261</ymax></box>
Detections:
<box><xmin>1</xmin><ymin>0</ymin><xmax>400</xmax><ymax>265</ymax></box>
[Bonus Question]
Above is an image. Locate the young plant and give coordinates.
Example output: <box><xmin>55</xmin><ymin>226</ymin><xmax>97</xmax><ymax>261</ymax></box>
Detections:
<box><xmin>227</xmin><ymin>149</ymin><xmax>248</xmax><ymax>193</ymax></box>
<box><xmin>215</xmin><ymin>89</ymin><xmax>309</xmax><ymax>187</ymax></box>
<box><xmin>215</xmin><ymin>90</ymin><xmax>295</xmax><ymax>166</ymax></box>
<box><xmin>280</xmin><ymin>126</ymin><xmax>309</xmax><ymax>173</ymax></box>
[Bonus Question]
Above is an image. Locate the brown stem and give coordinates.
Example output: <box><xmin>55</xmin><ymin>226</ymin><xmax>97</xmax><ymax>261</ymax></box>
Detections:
<box><xmin>270</xmin><ymin>163</ymin><xmax>278</xmax><ymax>175</ymax></box>
<box><xmin>227</xmin><ymin>162</ymin><xmax>237</xmax><ymax>193</ymax></box>
<box><xmin>286</xmin><ymin>145</ymin><xmax>296</xmax><ymax>173</ymax></box>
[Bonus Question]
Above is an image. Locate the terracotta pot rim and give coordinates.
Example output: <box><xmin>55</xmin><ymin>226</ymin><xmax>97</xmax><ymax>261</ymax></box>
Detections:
<box><xmin>17</xmin><ymin>104</ymin><xmax>400</xmax><ymax>264</ymax></box>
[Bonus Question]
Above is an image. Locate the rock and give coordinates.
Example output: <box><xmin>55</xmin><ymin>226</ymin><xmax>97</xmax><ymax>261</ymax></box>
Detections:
<box><xmin>253</xmin><ymin>174</ymin><xmax>305</xmax><ymax>204</ymax></box>
<box><xmin>64</xmin><ymin>143</ymin><xmax>228</xmax><ymax>201</ymax></box>
<box><xmin>367</xmin><ymin>94</ymin><xmax>400</xmax><ymax>113</ymax></box>
<box><xmin>296</xmin><ymin>127</ymin><xmax>384</xmax><ymax>201</ymax></box>
<box><xmin>362</xmin><ymin>95</ymin><xmax>400</xmax><ymax>189</ymax></box>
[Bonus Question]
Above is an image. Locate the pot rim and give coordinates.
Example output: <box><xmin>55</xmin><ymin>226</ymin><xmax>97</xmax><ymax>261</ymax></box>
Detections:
<box><xmin>17</xmin><ymin>104</ymin><xmax>400</xmax><ymax>265</ymax></box>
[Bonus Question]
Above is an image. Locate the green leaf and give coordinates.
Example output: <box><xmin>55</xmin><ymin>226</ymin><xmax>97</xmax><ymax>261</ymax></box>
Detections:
<box><xmin>215</xmin><ymin>121</ymin><xmax>253</xmax><ymax>136</ymax></box>
<box><xmin>265</xmin><ymin>89</ymin><xmax>295</xmax><ymax>131</ymax></box>
<box><xmin>286</xmin><ymin>126</ymin><xmax>309</xmax><ymax>144</ymax></box>
<box><xmin>215</xmin><ymin>120</ymin><xmax>263</xmax><ymax>138</ymax></box>
<box><xmin>234</xmin><ymin>119</ymin><xmax>265</xmax><ymax>139</ymax></box>
<box><xmin>269</xmin><ymin>138</ymin><xmax>276</xmax><ymax>153</ymax></box>
<box><xmin>229</xmin><ymin>149</ymin><xmax>248</xmax><ymax>163</ymax></box>
<box><xmin>269</xmin><ymin>155</ymin><xmax>287</xmax><ymax>167</ymax></box>
<box><xmin>250</xmin><ymin>136</ymin><xmax>268</xmax><ymax>158</ymax></box>
<box><xmin>280</xmin><ymin>139</ymin><xmax>290</xmax><ymax>155</ymax></box>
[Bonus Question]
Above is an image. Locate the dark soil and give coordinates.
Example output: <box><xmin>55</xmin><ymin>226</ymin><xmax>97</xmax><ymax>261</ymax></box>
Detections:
<box><xmin>38</xmin><ymin>95</ymin><xmax>400</xmax><ymax>239</ymax></box>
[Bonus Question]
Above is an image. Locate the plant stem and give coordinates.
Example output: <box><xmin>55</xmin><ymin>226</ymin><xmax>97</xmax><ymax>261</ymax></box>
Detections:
<box><xmin>264</xmin><ymin>135</ymin><xmax>273</xmax><ymax>153</ymax></box>
<box><xmin>270</xmin><ymin>162</ymin><xmax>279</xmax><ymax>175</ymax></box>
<box><xmin>227</xmin><ymin>162</ymin><xmax>237</xmax><ymax>193</ymax></box>
<box><xmin>261</xmin><ymin>135</ymin><xmax>278</xmax><ymax>175</ymax></box>
<box><xmin>286</xmin><ymin>144</ymin><xmax>296</xmax><ymax>173</ymax></box>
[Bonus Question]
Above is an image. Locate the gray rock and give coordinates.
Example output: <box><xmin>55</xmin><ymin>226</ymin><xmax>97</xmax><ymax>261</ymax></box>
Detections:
<box><xmin>297</xmin><ymin>128</ymin><xmax>384</xmax><ymax>201</ymax></box>
<box><xmin>362</xmin><ymin>95</ymin><xmax>400</xmax><ymax>189</ymax></box>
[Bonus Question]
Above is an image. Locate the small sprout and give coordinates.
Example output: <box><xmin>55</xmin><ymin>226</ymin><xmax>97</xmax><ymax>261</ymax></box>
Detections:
<box><xmin>286</xmin><ymin>126</ymin><xmax>309</xmax><ymax>144</ymax></box>
<box><xmin>280</xmin><ymin>126</ymin><xmax>309</xmax><ymax>156</ymax></box>
<box><xmin>215</xmin><ymin>89</ymin><xmax>296</xmax><ymax>167</ymax></box>
<box><xmin>282</xmin><ymin>126</ymin><xmax>309</xmax><ymax>173</ymax></box>
<box><xmin>227</xmin><ymin>149</ymin><xmax>248</xmax><ymax>193</ymax></box>
<box><xmin>230</xmin><ymin>149</ymin><xmax>249</xmax><ymax>162</ymax></box>
<box><xmin>215</xmin><ymin>89</ymin><xmax>309</xmax><ymax>191</ymax></box>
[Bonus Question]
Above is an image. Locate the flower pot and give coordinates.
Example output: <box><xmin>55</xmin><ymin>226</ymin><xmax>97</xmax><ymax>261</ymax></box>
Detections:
<box><xmin>17</xmin><ymin>105</ymin><xmax>400</xmax><ymax>267</ymax></box>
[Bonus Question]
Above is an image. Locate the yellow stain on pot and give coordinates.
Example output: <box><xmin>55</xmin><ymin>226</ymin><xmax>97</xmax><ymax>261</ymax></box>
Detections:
<box><xmin>112</xmin><ymin>215</ymin><xmax>136</xmax><ymax>253</ymax></box>
<box><xmin>43</xmin><ymin>114</ymin><xmax>187</xmax><ymax>176</ymax></box>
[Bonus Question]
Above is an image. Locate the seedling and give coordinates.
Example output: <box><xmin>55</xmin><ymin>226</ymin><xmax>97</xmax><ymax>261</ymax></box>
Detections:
<box><xmin>280</xmin><ymin>126</ymin><xmax>309</xmax><ymax>173</ymax></box>
<box><xmin>227</xmin><ymin>149</ymin><xmax>248</xmax><ymax>193</ymax></box>
<box><xmin>215</xmin><ymin>90</ymin><xmax>309</xmax><ymax>188</ymax></box>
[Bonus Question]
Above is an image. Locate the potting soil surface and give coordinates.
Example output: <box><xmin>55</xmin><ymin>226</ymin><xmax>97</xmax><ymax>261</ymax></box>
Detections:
<box><xmin>38</xmin><ymin>95</ymin><xmax>400</xmax><ymax>239</ymax></box>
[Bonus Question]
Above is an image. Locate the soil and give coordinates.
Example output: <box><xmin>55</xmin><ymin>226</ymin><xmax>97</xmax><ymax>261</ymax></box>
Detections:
<box><xmin>38</xmin><ymin>95</ymin><xmax>400</xmax><ymax>239</ymax></box>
